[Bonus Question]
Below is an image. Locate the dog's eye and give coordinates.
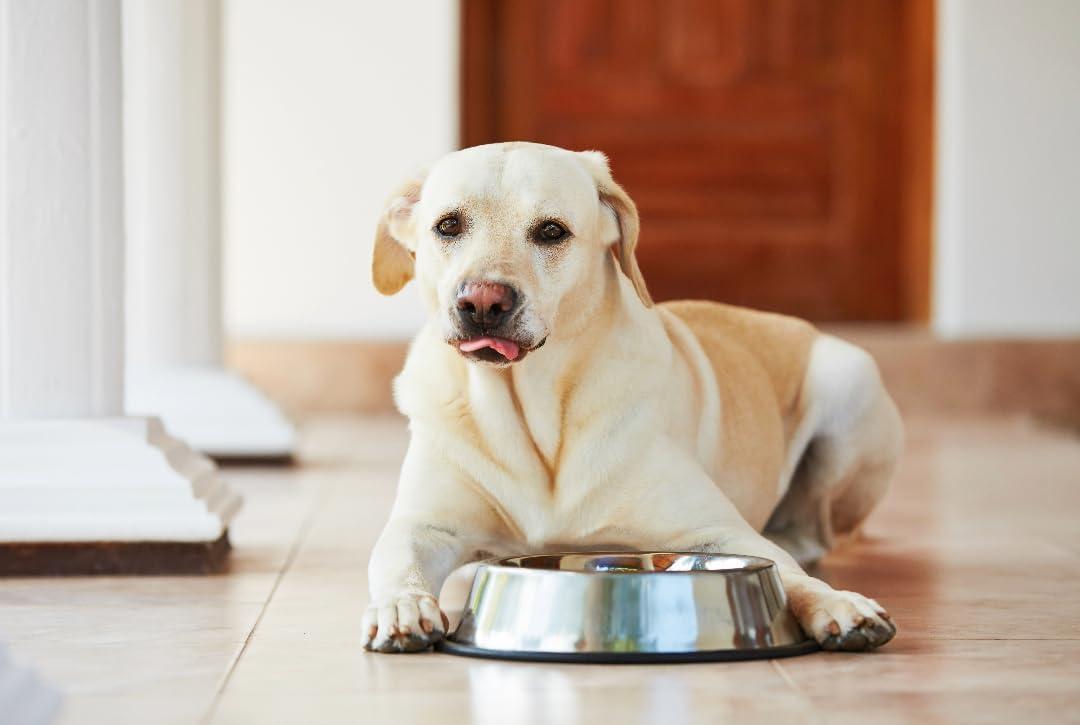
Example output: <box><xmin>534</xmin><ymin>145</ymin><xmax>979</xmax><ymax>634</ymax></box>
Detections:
<box><xmin>436</xmin><ymin>215</ymin><xmax>462</xmax><ymax>237</ymax></box>
<box><xmin>537</xmin><ymin>221</ymin><xmax>568</xmax><ymax>243</ymax></box>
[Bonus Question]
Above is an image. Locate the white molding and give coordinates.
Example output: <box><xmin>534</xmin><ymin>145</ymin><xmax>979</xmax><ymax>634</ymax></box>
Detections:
<box><xmin>0</xmin><ymin>0</ymin><xmax>125</xmax><ymax>418</ymax></box>
<box><xmin>122</xmin><ymin>0</ymin><xmax>223</xmax><ymax>369</ymax></box>
<box><xmin>0</xmin><ymin>1</ymin><xmax>239</xmax><ymax>552</ymax></box>
<box><xmin>125</xmin><ymin>367</ymin><xmax>295</xmax><ymax>459</ymax></box>
<box><xmin>121</xmin><ymin>0</ymin><xmax>295</xmax><ymax>458</ymax></box>
<box><xmin>0</xmin><ymin>417</ymin><xmax>240</xmax><ymax>543</ymax></box>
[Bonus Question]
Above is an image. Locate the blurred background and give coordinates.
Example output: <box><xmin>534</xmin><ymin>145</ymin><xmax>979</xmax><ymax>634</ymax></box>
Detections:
<box><xmin>225</xmin><ymin>0</ymin><xmax>1079</xmax><ymax>333</ymax></box>
<box><xmin>223</xmin><ymin>0</ymin><xmax>1080</xmax><ymax>418</ymax></box>
<box><xmin>2</xmin><ymin>0</ymin><xmax>1077</xmax><ymax>537</ymax></box>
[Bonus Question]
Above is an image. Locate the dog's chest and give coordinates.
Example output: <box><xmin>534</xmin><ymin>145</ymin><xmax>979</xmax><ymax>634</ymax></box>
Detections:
<box><xmin>495</xmin><ymin>484</ymin><xmax>622</xmax><ymax>550</ymax></box>
<box><xmin>466</xmin><ymin>392</ymin><xmax>645</xmax><ymax>548</ymax></box>
<box><xmin>458</xmin><ymin>354</ymin><xmax>688</xmax><ymax>548</ymax></box>
<box><xmin>467</xmin><ymin>427</ymin><xmax>598</xmax><ymax>546</ymax></box>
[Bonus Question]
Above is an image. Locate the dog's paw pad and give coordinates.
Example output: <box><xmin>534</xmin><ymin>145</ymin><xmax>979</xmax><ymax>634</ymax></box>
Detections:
<box><xmin>362</xmin><ymin>592</ymin><xmax>446</xmax><ymax>654</ymax></box>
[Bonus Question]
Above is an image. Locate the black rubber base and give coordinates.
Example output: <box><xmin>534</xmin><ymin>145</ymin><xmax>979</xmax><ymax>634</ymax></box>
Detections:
<box><xmin>0</xmin><ymin>533</ymin><xmax>232</xmax><ymax>576</ymax></box>
<box><xmin>435</xmin><ymin>637</ymin><xmax>820</xmax><ymax>664</ymax></box>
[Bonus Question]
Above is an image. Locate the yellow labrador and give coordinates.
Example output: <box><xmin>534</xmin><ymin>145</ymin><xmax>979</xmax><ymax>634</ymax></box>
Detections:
<box><xmin>364</xmin><ymin>142</ymin><xmax>902</xmax><ymax>654</ymax></box>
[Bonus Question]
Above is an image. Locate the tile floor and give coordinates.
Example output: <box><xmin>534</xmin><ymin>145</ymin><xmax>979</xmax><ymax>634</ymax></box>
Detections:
<box><xmin>2</xmin><ymin>415</ymin><xmax>1079</xmax><ymax>724</ymax></box>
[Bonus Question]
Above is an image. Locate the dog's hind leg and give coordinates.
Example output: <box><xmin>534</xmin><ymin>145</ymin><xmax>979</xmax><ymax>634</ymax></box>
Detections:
<box><xmin>764</xmin><ymin>335</ymin><xmax>903</xmax><ymax>567</ymax></box>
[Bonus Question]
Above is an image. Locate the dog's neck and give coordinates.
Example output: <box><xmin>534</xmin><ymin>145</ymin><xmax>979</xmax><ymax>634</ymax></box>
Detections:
<box><xmin>515</xmin><ymin>253</ymin><xmax>655</xmax><ymax>381</ymax></box>
<box><xmin>546</xmin><ymin>251</ymin><xmax>624</xmax><ymax>346</ymax></box>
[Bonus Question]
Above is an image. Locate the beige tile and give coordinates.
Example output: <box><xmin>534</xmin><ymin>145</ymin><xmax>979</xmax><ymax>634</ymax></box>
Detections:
<box><xmin>212</xmin><ymin>665</ymin><xmax>813</xmax><ymax>725</ymax></box>
<box><xmin>3</xmin><ymin>415</ymin><xmax>1080</xmax><ymax>724</ymax></box>
<box><xmin>776</xmin><ymin>640</ymin><xmax>1080</xmax><ymax>724</ymax></box>
<box><xmin>0</xmin><ymin>454</ymin><xmax>329</xmax><ymax>725</ymax></box>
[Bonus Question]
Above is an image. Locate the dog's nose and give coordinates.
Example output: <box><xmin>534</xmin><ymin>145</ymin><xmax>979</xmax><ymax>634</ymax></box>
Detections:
<box><xmin>457</xmin><ymin>280</ymin><xmax>517</xmax><ymax>328</ymax></box>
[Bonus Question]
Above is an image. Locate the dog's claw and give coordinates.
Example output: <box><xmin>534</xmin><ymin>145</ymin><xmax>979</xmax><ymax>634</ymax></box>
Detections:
<box><xmin>366</xmin><ymin>630</ymin><xmax>441</xmax><ymax>654</ymax></box>
<box><xmin>794</xmin><ymin>589</ymin><xmax>897</xmax><ymax>652</ymax></box>
<box><xmin>362</xmin><ymin>592</ymin><xmax>447</xmax><ymax>654</ymax></box>
<box><xmin>819</xmin><ymin>615</ymin><xmax>896</xmax><ymax>652</ymax></box>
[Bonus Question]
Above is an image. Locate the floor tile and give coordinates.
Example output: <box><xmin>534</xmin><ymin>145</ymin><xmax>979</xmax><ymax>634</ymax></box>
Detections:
<box><xmin>2</xmin><ymin>415</ymin><xmax>1078</xmax><ymax>724</ymax></box>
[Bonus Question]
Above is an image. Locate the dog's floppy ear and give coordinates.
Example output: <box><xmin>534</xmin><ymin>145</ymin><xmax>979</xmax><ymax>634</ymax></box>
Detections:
<box><xmin>372</xmin><ymin>175</ymin><xmax>425</xmax><ymax>296</ymax></box>
<box><xmin>578</xmin><ymin>150</ymin><xmax>653</xmax><ymax>308</ymax></box>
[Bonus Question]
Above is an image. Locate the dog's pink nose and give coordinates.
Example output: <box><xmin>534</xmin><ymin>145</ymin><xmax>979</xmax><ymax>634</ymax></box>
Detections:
<box><xmin>457</xmin><ymin>280</ymin><xmax>517</xmax><ymax>328</ymax></box>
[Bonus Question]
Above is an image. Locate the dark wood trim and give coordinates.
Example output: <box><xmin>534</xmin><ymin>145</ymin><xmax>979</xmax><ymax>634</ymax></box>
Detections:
<box><xmin>900</xmin><ymin>0</ymin><xmax>936</xmax><ymax>322</ymax></box>
<box><xmin>212</xmin><ymin>454</ymin><xmax>295</xmax><ymax>467</ymax></box>
<box><xmin>0</xmin><ymin>532</ymin><xmax>232</xmax><ymax>576</ymax></box>
<box><xmin>460</xmin><ymin>0</ymin><xmax>500</xmax><ymax>148</ymax></box>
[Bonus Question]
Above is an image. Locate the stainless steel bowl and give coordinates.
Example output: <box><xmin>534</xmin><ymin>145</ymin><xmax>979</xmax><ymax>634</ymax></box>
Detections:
<box><xmin>438</xmin><ymin>552</ymin><xmax>818</xmax><ymax>663</ymax></box>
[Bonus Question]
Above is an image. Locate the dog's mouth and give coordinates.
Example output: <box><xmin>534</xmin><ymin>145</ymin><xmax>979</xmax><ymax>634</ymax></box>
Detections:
<box><xmin>453</xmin><ymin>336</ymin><xmax>546</xmax><ymax>364</ymax></box>
<box><xmin>459</xmin><ymin>336</ymin><xmax>521</xmax><ymax>360</ymax></box>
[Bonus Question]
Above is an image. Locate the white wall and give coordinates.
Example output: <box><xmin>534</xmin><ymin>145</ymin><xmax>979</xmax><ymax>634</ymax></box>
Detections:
<box><xmin>223</xmin><ymin>0</ymin><xmax>456</xmax><ymax>340</ymax></box>
<box><xmin>935</xmin><ymin>0</ymin><xmax>1080</xmax><ymax>337</ymax></box>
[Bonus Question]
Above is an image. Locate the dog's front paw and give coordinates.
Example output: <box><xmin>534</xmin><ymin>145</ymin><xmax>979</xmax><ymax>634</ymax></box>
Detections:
<box><xmin>791</xmin><ymin>589</ymin><xmax>896</xmax><ymax>652</ymax></box>
<box><xmin>362</xmin><ymin>591</ymin><xmax>449</xmax><ymax>653</ymax></box>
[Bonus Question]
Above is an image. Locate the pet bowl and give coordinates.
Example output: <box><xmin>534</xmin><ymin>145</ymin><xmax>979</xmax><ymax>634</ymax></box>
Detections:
<box><xmin>437</xmin><ymin>552</ymin><xmax>818</xmax><ymax>663</ymax></box>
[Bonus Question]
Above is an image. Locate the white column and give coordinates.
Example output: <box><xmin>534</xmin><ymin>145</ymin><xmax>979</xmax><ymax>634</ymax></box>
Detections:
<box><xmin>122</xmin><ymin>0</ymin><xmax>295</xmax><ymax>460</ymax></box>
<box><xmin>0</xmin><ymin>0</ymin><xmax>124</xmax><ymax>420</ymax></box>
<box><xmin>0</xmin><ymin>0</ymin><xmax>238</xmax><ymax>561</ymax></box>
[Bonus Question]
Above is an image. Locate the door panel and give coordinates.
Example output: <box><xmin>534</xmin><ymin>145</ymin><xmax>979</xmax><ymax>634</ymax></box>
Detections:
<box><xmin>463</xmin><ymin>0</ymin><xmax>932</xmax><ymax>321</ymax></box>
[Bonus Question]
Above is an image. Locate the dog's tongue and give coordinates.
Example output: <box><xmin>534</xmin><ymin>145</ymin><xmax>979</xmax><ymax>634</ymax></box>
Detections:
<box><xmin>459</xmin><ymin>337</ymin><xmax>520</xmax><ymax>361</ymax></box>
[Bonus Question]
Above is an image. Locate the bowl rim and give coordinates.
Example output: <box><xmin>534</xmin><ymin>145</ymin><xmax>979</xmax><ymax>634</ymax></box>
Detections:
<box><xmin>480</xmin><ymin>551</ymin><xmax>777</xmax><ymax>576</ymax></box>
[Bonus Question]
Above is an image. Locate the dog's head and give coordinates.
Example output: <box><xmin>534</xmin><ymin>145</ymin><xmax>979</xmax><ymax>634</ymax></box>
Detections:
<box><xmin>372</xmin><ymin>142</ymin><xmax>651</xmax><ymax>366</ymax></box>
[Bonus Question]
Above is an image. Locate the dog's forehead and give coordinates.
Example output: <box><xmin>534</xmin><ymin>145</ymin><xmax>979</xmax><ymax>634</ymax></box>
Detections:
<box><xmin>421</xmin><ymin>145</ymin><xmax>597</xmax><ymax>218</ymax></box>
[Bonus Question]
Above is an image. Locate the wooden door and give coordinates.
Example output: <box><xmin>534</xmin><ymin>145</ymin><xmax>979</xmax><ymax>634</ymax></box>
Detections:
<box><xmin>463</xmin><ymin>0</ymin><xmax>933</xmax><ymax>321</ymax></box>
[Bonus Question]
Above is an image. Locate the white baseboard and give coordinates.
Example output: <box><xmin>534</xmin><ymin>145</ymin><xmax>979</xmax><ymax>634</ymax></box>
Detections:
<box><xmin>126</xmin><ymin>366</ymin><xmax>296</xmax><ymax>458</ymax></box>
<box><xmin>0</xmin><ymin>417</ymin><xmax>240</xmax><ymax>542</ymax></box>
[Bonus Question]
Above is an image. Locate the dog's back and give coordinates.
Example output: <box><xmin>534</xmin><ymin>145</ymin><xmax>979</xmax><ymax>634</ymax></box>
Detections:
<box><xmin>659</xmin><ymin>300</ymin><xmax>819</xmax><ymax>527</ymax></box>
<box><xmin>661</xmin><ymin>300</ymin><xmax>817</xmax><ymax>436</ymax></box>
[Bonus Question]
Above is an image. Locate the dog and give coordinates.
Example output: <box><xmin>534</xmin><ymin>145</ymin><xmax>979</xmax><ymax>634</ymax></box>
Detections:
<box><xmin>363</xmin><ymin>142</ymin><xmax>902</xmax><ymax>654</ymax></box>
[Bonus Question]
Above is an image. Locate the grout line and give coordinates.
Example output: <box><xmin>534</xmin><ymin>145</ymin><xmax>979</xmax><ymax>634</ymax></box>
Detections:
<box><xmin>201</xmin><ymin>475</ymin><xmax>339</xmax><ymax>725</ymax></box>
<box><xmin>770</xmin><ymin>660</ymin><xmax>824</xmax><ymax>723</ymax></box>
<box><xmin>912</xmin><ymin>637</ymin><xmax>1080</xmax><ymax>641</ymax></box>
<box><xmin>769</xmin><ymin>659</ymin><xmax>802</xmax><ymax>692</ymax></box>
<box><xmin>1034</xmin><ymin>537</ymin><xmax>1080</xmax><ymax>563</ymax></box>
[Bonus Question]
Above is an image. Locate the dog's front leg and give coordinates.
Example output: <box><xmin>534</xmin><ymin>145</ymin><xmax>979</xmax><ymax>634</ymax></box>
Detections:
<box><xmin>669</xmin><ymin>521</ymin><xmax>897</xmax><ymax>652</ymax></box>
<box><xmin>627</xmin><ymin>463</ymin><xmax>896</xmax><ymax>652</ymax></box>
<box><xmin>363</xmin><ymin>516</ymin><xmax>465</xmax><ymax>653</ymax></box>
<box><xmin>364</xmin><ymin>441</ymin><xmax>505</xmax><ymax>653</ymax></box>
